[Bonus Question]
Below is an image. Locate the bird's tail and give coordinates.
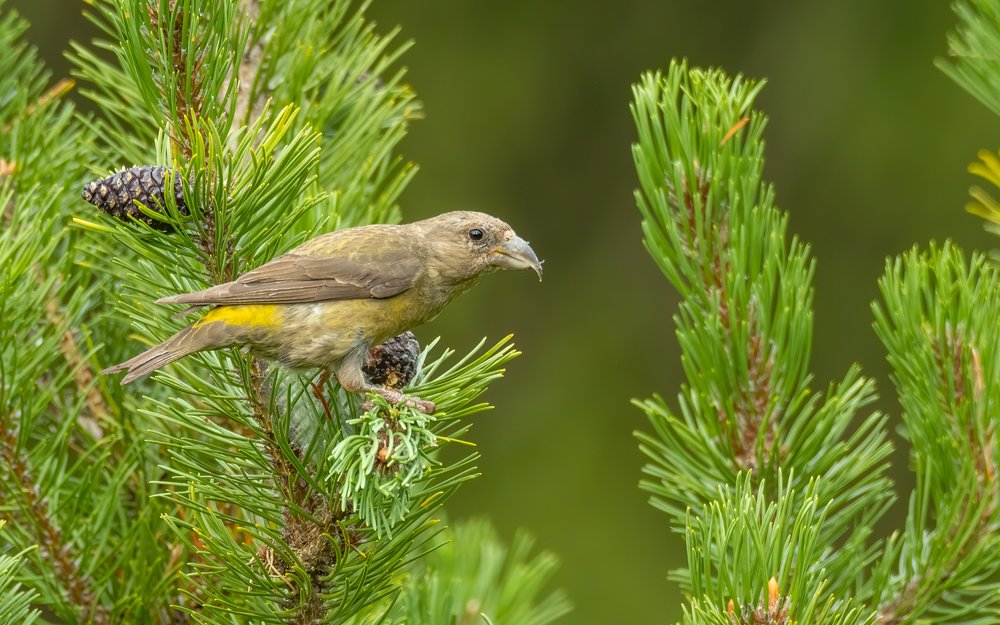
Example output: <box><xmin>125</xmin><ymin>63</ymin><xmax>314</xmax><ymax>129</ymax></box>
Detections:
<box><xmin>102</xmin><ymin>324</ymin><xmax>212</xmax><ymax>384</ymax></box>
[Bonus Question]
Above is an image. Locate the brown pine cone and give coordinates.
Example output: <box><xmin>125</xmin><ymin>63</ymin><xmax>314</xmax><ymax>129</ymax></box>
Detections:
<box><xmin>82</xmin><ymin>165</ymin><xmax>186</xmax><ymax>231</ymax></box>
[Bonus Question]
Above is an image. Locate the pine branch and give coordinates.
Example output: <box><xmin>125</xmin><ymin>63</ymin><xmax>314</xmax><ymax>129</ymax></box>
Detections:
<box><xmin>863</xmin><ymin>9</ymin><xmax>1000</xmax><ymax>620</ymax></box>
<box><xmin>0</xmin><ymin>5</ymin><xmax>145</xmax><ymax>619</ymax></box>
<box><xmin>92</xmin><ymin>101</ymin><xmax>343</xmax><ymax>619</ymax></box>
<box><xmin>1</xmin><ymin>123</ymin><xmax>182</xmax><ymax>623</ymax></box>
<box><xmin>630</xmin><ymin>63</ymin><xmax>894</xmax><ymax>596</ymax></box>
<box><xmin>631</xmin><ymin>56</ymin><xmax>1000</xmax><ymax>625</ymax></box>
<box><xmin>0</xmin><ymin>424</ymin><xmax>107</xmax><ymax>624</ymax></box>
<box><xmin>869</xmin><ymin>243</ymin><xmax>1000</xmax><ymax>625</ymax></box>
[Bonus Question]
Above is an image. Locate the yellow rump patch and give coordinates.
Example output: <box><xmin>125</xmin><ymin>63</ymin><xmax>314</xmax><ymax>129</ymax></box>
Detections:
<box><xmin>194</xmin><ymin>305</ymin><xmax>281</xmax><ymax>330</ymax></box>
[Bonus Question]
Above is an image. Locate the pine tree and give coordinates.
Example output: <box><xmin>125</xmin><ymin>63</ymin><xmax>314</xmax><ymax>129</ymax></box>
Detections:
<box><xmin>0</xmin><ymin>0</ymin><xmax>569</xmax><ymax>622</ymax></box>
<box><xmin>630</xmin><ymin>2</ymin><xmax>1000</xmax><ymax>624</ymax></box>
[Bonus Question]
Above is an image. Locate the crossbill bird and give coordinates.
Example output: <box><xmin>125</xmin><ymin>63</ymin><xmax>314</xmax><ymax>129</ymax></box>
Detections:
<box><xmin>103</xmin><ymin>211</ymin><xmax>542</xmax><ymax>412</ymax></box>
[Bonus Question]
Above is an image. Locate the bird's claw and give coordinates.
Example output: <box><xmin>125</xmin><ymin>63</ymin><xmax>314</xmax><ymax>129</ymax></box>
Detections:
<box><xmin>405</xmin><ymin>396</ymin><xmax>436</xmax><ymax>414</ymax></box>
<box><xmin>363</xmin><ymin>387</ymin><xmax>435</xmax><ymax>414</ymax></box>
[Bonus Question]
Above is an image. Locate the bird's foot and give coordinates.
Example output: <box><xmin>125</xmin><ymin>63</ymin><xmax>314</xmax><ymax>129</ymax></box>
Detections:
<box><xmin>361</xmin><ymin>387</ymin><xmax>435</xmax><ymax>414</ymax></box>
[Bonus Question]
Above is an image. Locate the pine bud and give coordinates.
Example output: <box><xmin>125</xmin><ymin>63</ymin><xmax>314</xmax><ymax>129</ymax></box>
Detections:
<box><xmin>81</xmin><ymin>165</ymin><xmax>186</xmax><ymax>231</ymax></box>
<box><xmin>767</xmin><ymin>577</ymin><xmax>779</xmax><ymax>610</ymax></box>
<box><xmin>363</xmin><ymin>332</ymin><xmax>420</xmax><ymax>390</ymax></box>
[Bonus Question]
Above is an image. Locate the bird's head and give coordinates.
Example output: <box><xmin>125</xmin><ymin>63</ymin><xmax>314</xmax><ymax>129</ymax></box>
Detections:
<box><xmin>415</xmin><ymin>211</ymin><xmax>543</xmax><ymax>284</ymax></box>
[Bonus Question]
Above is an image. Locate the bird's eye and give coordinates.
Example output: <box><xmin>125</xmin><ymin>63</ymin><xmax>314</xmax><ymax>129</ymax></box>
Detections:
<box><xmin>468</xmin><ymin>228</ymin><xmax>484</xmax><ymax>241</ymax></box>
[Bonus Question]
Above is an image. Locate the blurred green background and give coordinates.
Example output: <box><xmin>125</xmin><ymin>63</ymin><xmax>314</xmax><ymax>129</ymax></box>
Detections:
<box><xmin>12</xmin><ymin>0</ymin><xmax>999</xmax><ymax>622</ymax></box>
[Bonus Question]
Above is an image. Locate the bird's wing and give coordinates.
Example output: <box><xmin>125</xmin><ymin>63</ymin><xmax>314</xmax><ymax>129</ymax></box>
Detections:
<box><xmin>157</xmin><ymin>225</ymin><xmax>422</xmax><ymax>307</ymax></box>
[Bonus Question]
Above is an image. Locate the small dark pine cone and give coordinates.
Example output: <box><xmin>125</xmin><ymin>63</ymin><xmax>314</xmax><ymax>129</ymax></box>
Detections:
<box><xmin>363</xmin><ymin>332</ymin><xmax>420</xmax><ymax>390</ymax></box>
<box><xmin>81</xmin><ymin>165</ymin><xmax>186</xmax><ymax>232</ymax></box>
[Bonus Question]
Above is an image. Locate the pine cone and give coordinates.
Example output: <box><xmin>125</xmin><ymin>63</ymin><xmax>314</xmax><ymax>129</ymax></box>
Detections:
<box><xmin>81</xmin><ymin>165</ymin><xmax>186</xmax><ymax>231</ymax></box>
<box><xmin>363</xmin><ymin>332</ymin><xmax>420</xmax><ymax>390</ymax></box>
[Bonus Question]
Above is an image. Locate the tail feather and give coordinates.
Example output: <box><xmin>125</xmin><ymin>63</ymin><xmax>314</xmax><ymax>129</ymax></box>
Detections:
<box><xmin>102</xmin><ymin>325</ymin><xmax>204</xmax><ymax>384</ymax></box>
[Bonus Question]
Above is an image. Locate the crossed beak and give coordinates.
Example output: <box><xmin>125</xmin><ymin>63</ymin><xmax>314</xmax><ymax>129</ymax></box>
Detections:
<box><xmin>491</xmin><ymin>235</ymin><xmax>543</xmax><ymax>281</ymax></box>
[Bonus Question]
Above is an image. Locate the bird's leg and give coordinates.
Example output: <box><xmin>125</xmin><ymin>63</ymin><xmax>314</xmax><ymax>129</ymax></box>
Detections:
<box><xmin>337</xmin><ymin>350</ymin><xmax>435</xmax><ymax>414</ymax></box>
<box><xmin>311</xmin><ymin>369</ymin><xmax>333</xmax><ymax>420</ymax></box>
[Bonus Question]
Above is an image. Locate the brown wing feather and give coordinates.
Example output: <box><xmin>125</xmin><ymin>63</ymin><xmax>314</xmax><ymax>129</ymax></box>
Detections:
<box><xmin>157</xmin><ymin>224</ymin><xmax>422</xmax><ymax>307</ymax></box>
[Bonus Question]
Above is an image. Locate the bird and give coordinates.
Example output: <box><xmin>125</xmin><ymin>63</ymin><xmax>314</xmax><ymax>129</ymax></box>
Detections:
<box><xmin>102</xmin><ymin>211</ymin><xmax>542</xmax><ymax>413</ymax></box>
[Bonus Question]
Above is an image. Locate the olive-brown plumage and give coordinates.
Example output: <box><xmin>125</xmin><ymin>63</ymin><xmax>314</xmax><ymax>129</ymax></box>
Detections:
<box><xmin>102</xmin><ymin>211</ymin><xmax>542</xmax><ymax>412</ymax></box>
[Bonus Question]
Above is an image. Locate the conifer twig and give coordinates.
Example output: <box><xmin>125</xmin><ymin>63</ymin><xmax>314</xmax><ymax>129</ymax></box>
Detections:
<box><xmin>0</xmin><ymin>427</ymin><xmax>108</xmax><ymax>623</ymax></box>
<box><xmin>245</xmin><ymin>357</ymin><xmax>350</xmax><ymax>619</ymax></box>
<box><xmin>147</xmin><ymin>0</ymin><xmax>207</xmax><ymax>158</ymax></box>
<box><xmin>633</xmin><ymin>62</ymin><xmax>894</xmax><ymax>617</ymax></box>
<box><xmin>671</xmin><ymin>151</ymin><xmax>778</xmax><ymax>472</ymax></box>
<box><xmin>730</xmin><ymin>308</ymin><xmax>779</xmax><ymax>472</ymax></box>
<box><xmin>876</xmin><ymin>326</ymin><xmax>998</xmax><ymax>625</ymax></box>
